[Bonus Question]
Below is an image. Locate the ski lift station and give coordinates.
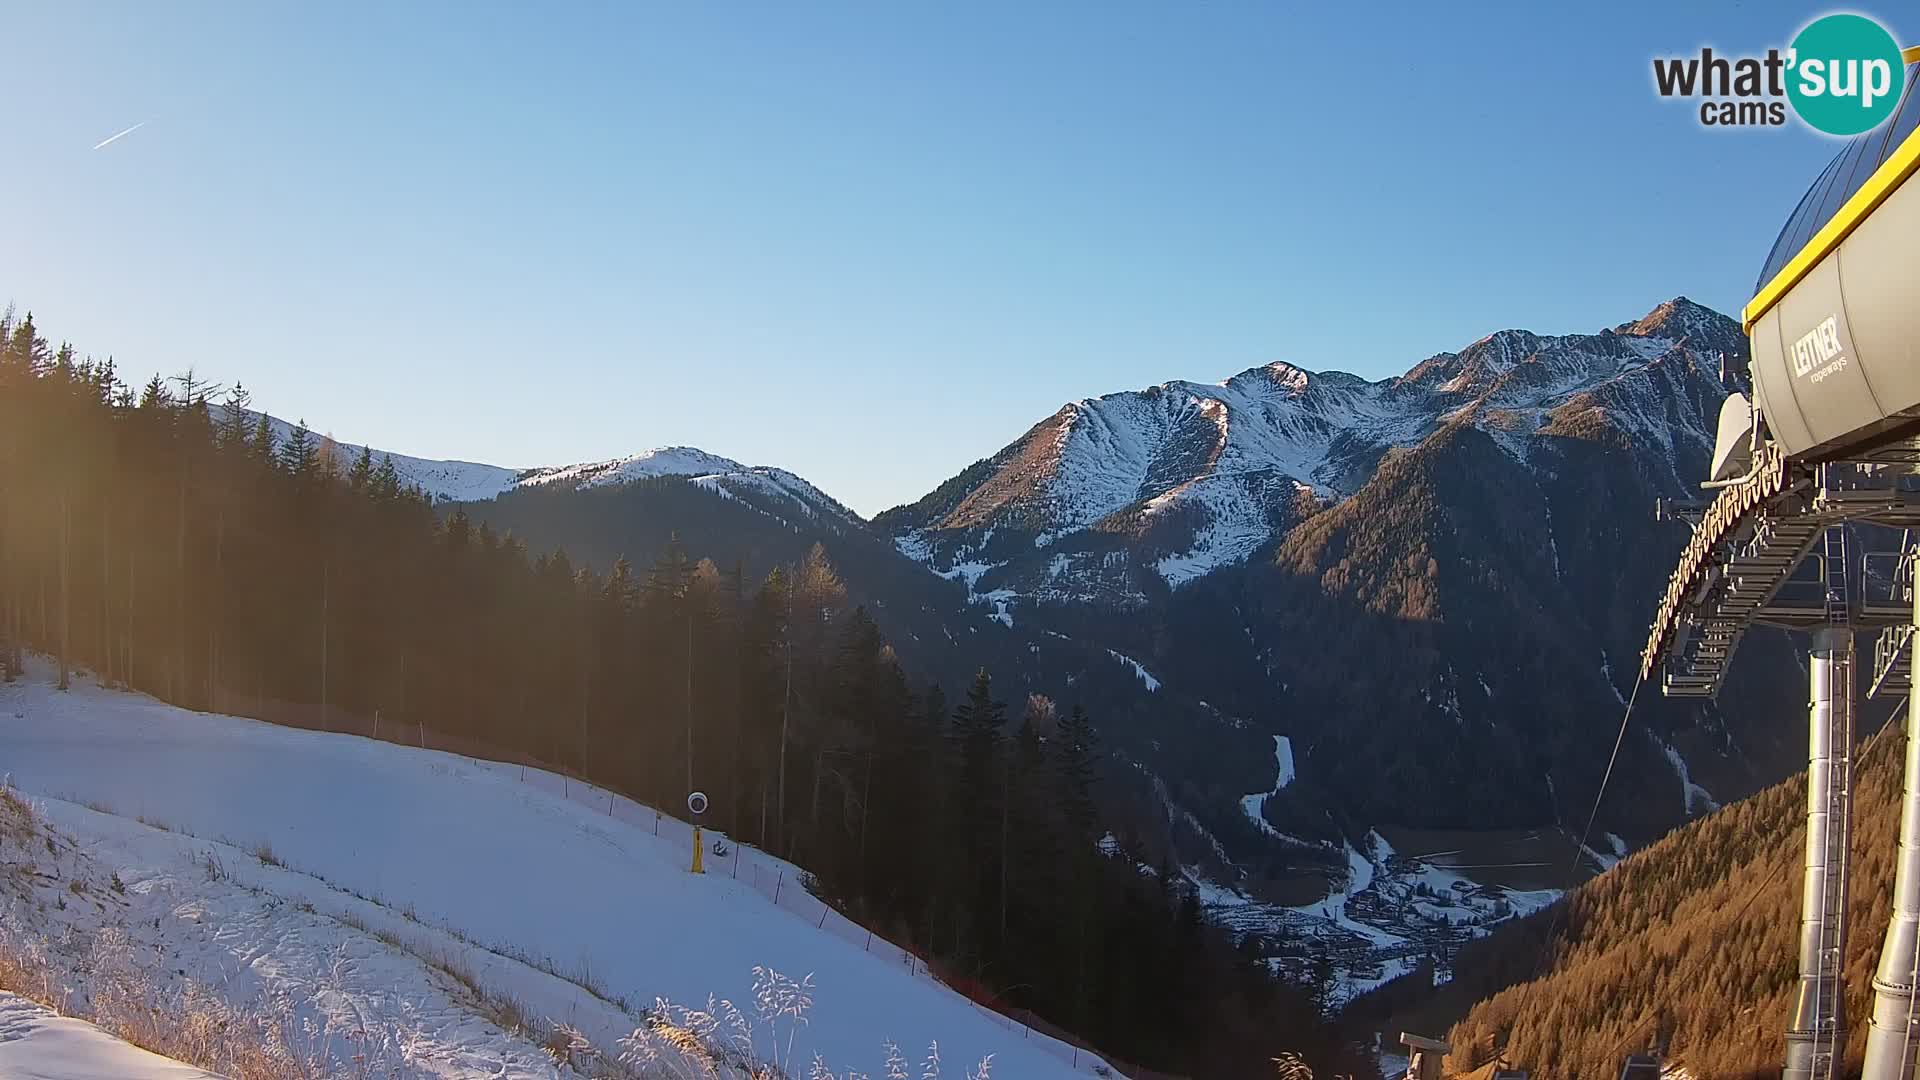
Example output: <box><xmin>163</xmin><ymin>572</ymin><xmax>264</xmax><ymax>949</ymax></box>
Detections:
<box><xmin>1641</xmin><ymin>49</ymin><xmax>1920</xmax><ymax>1080</ymax></box>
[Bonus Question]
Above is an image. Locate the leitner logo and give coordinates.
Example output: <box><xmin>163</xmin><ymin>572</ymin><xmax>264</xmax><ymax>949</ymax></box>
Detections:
<box><xmin>1792</xmin><ymin>315</ymin><xmax>1847</xmax><ymax>383</ymax></box>
<box><xmin>1653</xmin><ymin>13</ymin><xmax>1907</xmax><ymax>135</ymax></box>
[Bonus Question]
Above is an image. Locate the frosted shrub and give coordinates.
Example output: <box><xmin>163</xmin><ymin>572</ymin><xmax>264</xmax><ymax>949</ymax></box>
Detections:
<box><xmin>618</xmin><ymin>967</ymin><xmax>992</xmax><ymax>1080</ymax></box>
<box><xmin>1272</xmin><ymin>1051</ymin><xmax>1351</xmax><ymax>1080</ymax></box>
<box><xmin>542</xmin><ymin>1021</ymin><xmax>596</xmax><ymax>1068</ymax></box>
<box><xmin>0</xmin><ymin>915</ymin><xmax>410</xmax><ymax>1079</ymax></box>
<box><xmin>753</xmin><ymin>965</ymin><xmax>815</xmax><ymax>1072</ymax></box>
<box><xmin>85</xmin><ymin>926</ymin><xmax>145</xmax><ymax>1026</ymax></box>
<box><xmin>616</xmin><ymin>965</ymin><xmax>813</xmax><ymax>1078</ymax></box>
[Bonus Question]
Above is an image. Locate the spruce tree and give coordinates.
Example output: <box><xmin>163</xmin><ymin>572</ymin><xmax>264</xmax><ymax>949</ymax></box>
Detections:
<box><xmin>603</xmin><ymin>555</ymin><xmax>637</xmax><ymax>612</ymax></box>
<box><xmin>1052</xmin><ymin>704</ymin><xmax>1104</xmax><ymax>1029</ymax></box>
<box><xmin>348</xmin><ymin>444</ymin><xmax>375</xmax><ymax>491</ymax></box>
<box><xmin>5</xmin><ymin>315</ymin><xmax>49</xmax><ymax>376</ymax></box>
<box><xmin>950</xmin><ymin>668</ymin><xmax>1006</xmax><ymax>961</ymax></box>
<box><xmin>373</xmin><ymin>454</ymin><xmax>401</xmax><ymax>499</ymax></box>
<box><xmin>219</xmin><ymin>385</ymin><xmax>253</xmax><ymax>451</ymax></box>
<box><xmin>279</xmin><ymin>420</ymin><xmax>317</xmax><ymax>477</ymax></box>
<box><xmin>644</xmin><ymin>531</ymin><xmax>695</xmax><ymax>601</ymax></box>
<box><xmin>1056</xmin><ymin>704</ymin><xmax>1100</xmax><ymax>843</ymax></box>
<box><xmin>138</xmin><ymin>373</ymin><xmax>171</xmax><ymax>410</ymax></box>
<box><xmin>250</xmin><ymin>413</ymin><xmax>275</xmax><ymax>464</ymax></box>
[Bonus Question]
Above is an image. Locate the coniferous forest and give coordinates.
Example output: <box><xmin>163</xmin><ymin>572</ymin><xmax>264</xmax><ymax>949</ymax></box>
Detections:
<box><xmin>0</xmin><ymin>310</ymin><xmax>1360</xmax><ymax>1077</ymax></box>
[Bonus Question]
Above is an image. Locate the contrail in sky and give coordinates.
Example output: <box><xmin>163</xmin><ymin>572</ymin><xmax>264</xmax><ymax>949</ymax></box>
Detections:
<box><xmin>91</xmin><ymin>121</ymin><xmax>147</xmax><ymax>150</ymax></box>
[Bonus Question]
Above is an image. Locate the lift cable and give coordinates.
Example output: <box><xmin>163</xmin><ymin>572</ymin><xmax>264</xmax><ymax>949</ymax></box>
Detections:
<box><xmin>1585</xmin><ymin>696</ymin><xmax>1907</xmax><ymax>1072</ymax></box>
<box><xmin>1531</xmin><ymin>671</ymin><xmax>1645</xmax><ymax>983</ymax></box>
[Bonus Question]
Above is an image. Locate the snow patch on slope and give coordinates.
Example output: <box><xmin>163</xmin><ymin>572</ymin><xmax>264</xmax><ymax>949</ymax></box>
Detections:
<box><xmin>1107</xmin><ymin>650</ymin><xmax>1161</xmax><ymax>692</ymax></box>
<box><xmin>0</xmin><ymin>993</ymin><xmax>216</xmax><ymax>1079</ymax></box>
<box><xmin>0</xmin><ymin>664</ymin><xmax>1101</xmax><ymax>1078</ymax></box>
<box><xmin>1600</xmin><ymin>653</ymin><xmax>1629</xmax><ymax>707</ymax></box>
<box><xmin>1238</xmin><ymin>736</ymin><xmax>1298</xmax><ymax>842</ymax></box>
<box><xmin>1658</xmin><ymin>737</ymin><xmax>1720</xmax><ymax>816</ymax></box>
<box><xmin>258</xmin><ymin>414</ymin><xmax>524</xmax><ymax>502</ymax></box>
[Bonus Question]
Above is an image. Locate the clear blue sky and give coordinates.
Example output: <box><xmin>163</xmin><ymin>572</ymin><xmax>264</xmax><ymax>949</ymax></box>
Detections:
<box><xmin>0</xmin><ymin>2</ymin><xmax>1883</xmax><ymax>515</ymax></box>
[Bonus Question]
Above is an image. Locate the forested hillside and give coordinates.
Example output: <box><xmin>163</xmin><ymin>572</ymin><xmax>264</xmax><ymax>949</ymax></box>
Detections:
<box><xmin>1436</xmin><ymin>698</ymin><xmax>1908</xmax><ymax>1078</ymax></box>
<box><xmin>0</xmin><ymin>309</ymin><xmax>1359</xmax><ymax>1078</ymax></box>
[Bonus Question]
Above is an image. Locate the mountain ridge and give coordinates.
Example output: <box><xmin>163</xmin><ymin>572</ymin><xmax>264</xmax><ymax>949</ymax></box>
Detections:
<box><xmin>259</xmin><ymin>294</ymin><xmax>1738</xmax><ymax>575</ymax></box>
<box><xmin>254</xmin><ymin>412</ymin><xmax>861</xmax><ymax>528</ymax></box>
<box><xmin>245</xmin><ymin>298</ymin><xmax>1797</xmax><ymax>1006</ymax></box>
<box><xmin>874</xmin><ymin>295</ymin><xmax>1742</xmax><ymax>612</ymax></box>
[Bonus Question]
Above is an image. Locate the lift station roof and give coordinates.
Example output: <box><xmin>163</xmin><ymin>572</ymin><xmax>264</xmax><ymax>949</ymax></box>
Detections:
<box><xmin>1746</xmin><ymin>57</ymin><xmax>1920</xmax><ymax>460</ymax></box>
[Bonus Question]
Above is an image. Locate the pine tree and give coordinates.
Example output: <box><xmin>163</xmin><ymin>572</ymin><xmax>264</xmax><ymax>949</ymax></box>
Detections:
<box><xmin>603</xmin><ymin>555</ymin><xmax>637</xmax><ymax>611</ymax></box>
<box><xmin>373</xmin><ymin>454</ymin><xmax>401</xmax><ymax>499</ymax></box>
<box><xmin>51</xmin><ymin>341</ymin><xmax>75</xmax><ymax>383</ymax></box>
<box><xmin>1056</xmin><ymin>704</ymin><xmax>1100</xmax><ymax>843</ymax></box>
<box><xmin>738</xmin><ymin>567</ymin><xmax>791</xmax><ymax>847</ymax></box>
<box><xmin>950</xmin><ymin>668</ymin><xmax>1006</xmax><ymax>961</ymax></box>
<box><xmin>219</xmin><ymin>385</ymin><xmax>253</xmax><ymax>452</ymax></box>
<box><xmin>5</xmin><ymin>314</ymin><xmax>49</xmax><ymax>377</ymax></box>
<box><xmin>138</xmin><ymin>373</ymin><xmax>171</xmax><ymax>410</ymax></box>
<box><xmin>818</xmin><ymin>606</ymin><xmax>891</xmax><ymax>899</ymax></box>
<box><xmin>279</xmin><ymin>420</ymin><xmax>317</xmax><ymax>477</ymax></box>
<box><xmin>348</xmin><ymin>445</ymin><xmax>374</xmax><ymax>492</ymax></box>
<box><xmin>250</xmin><ymin>413</ymin><xmax>275</xmax><ymax>464</ymax></box>
<box><xmin>908</xmin><ymin>680</ymin><xmax>950</xmax><ymax>937</ymax></box>
<box><xmin>644</xmin><ymin>531</ymin><xmax>695</xmax><ymax>601</ymax></box>
<box><xmin>645</xmin><ymin>532</ymin><xmax>701</xmax><ymax>799</ymax></box>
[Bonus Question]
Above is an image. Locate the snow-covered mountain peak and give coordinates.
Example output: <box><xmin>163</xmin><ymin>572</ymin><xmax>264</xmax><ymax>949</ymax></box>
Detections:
<box><xmin>1613</xmin><ymin>295</ymin><xmax>1736</xmax><ymax>346</ymax></box>
<box><xmin>517</xmin><ymin>446</ymin><xmax>749</xmax><ymax>490</ymax></box>
<box><xmin>1224</xmin><ymin>361</ymin><xmax>1316</xmax><ymax>396</ymax></box>
<box><xmin>882</xmin><ymin>299</ymin><xmax>1742</xmax><ymax>605</ymax></box>
<box><xmin>250</xmin><ymin>414</ymin><xmax>856</xmax><ymax>523</ymax></box>
<box><xmin>1400</xmin><ymin>328</ymin><xmax>1549</xmax><ymax>395</ymax></box>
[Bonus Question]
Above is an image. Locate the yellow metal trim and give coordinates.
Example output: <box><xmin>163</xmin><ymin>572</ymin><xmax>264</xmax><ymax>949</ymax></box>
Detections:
<box><xmin>1745</xmin><ymin>115</ymin><xmax>1920</xmax><ymax>331</ymax></box>
<box><xmin>1906</xmin><ymin>45</ymin><xmax>1920</xmax><ymax>62</ymax></box>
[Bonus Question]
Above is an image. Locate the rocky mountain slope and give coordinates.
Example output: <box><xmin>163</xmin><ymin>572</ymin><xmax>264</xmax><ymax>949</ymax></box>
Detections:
<box><xmin>275</xmin><ymin>298</ymin><xmax>1817</xmax><ymax>1000</ymax></box>
<box><xmin>880</xmin><ymin>298</ymin><xmax>1806</xmax><ymax>834</ymax></box>
<box><xmin>877</xmin><ymin>298</ymin><xmax>1741</xmax><ymax>608</ymax></box>
<box><xmin>864</xmin><ymin>298</ymin><xmax>1821</xmax><ymax>991</ymax></box>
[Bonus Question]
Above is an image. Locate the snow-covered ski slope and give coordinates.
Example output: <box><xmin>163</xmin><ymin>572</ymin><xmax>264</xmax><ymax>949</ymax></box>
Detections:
<box><xmin>0</xmin><ymin>992</ymin><xmax>216</xmax><ymax>1079</ymax></box>
<box><xmin>0</xmin><ymin>665</ymin><xmax>1107</xmax><ymax>1077</ymax></box>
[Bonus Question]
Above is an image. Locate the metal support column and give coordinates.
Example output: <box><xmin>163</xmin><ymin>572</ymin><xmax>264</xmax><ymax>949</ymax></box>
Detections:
<box><xmin>1865</xmin><ymin>545</ymin><xmax>1920</xmax><ymax>1080</ymax></box>
<box><xmin>1785</xmin><ymin>554</ymin><xmax>1855</xmax><ymax>1080</ymax></box>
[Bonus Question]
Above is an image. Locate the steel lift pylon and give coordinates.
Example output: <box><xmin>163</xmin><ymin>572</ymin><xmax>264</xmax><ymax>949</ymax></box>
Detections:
<box><xmin>1631</xmin><ymin>52</ymin><xmax>1920</xmax><ymax>1076</ymax></box>
<box><xmin>1648</xmin><ymin>465</ymin><xmax>1920</xmax><ymax>1080</ymax></box>
<box><xmin>1784</xmin><ymin>528</ymin><xmax>1855</xmax><ymax>1080</ymax></box>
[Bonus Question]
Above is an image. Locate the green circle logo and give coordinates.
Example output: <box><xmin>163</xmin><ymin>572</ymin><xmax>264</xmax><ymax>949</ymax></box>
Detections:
<box><xmin>1787</xmin><ymin>14</ymin><xmax>1906</xmax><ymax>135</ymax></box>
